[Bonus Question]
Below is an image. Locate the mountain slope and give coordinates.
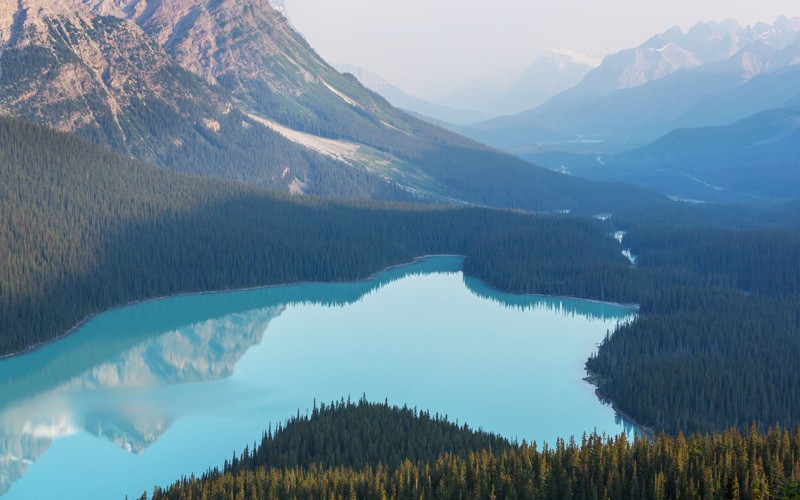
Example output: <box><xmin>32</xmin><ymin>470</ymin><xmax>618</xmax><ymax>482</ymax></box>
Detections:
<box><xmin>334</xmin><ymin>63</ymin><xmax>489</xmax><ymax>125</ymax></box>
<box><xmin>524</xmin><ymin>107</ymin><xmax>800</xmax><ymax>204</ymax></box>
<box><xmin>0</xmin><ymin>0</ymin><xmax>404</xmax><ymax>199</ymax></box>
<box><xmin>605</xmin><ymin>107</ymin><xmax>800</xmax><ymax>203</ymax></box>
<box><xmin>0</xmin><ymin>0</ymin><xmax>672</xmax><ymax>214</ymax></box>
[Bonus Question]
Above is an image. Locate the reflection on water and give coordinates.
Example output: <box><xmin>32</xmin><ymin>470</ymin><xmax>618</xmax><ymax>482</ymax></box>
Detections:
<box><xmin>463</xmin><ymin>275</ymin><xmax>637</xmax><ymax>319</ymax></box>
<box><xmin>0</xmin><ymin>258</ymin><xmax>456</xmax><ymax>495</ymax></box>
<box><xmin>0</xmin><ymin>256</ymin><xmax>635</xmax><ymax>498</ymax></box>
<box><xmin>0</xmin><ymin>306</ymin><xmax>282</xmax><ymax>493</ymax></box>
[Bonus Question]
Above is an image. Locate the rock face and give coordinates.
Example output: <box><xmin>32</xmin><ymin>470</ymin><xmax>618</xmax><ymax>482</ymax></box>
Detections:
<box><xmin>0</xmin><ymin>0</ymin><xmax>659</xmax><ymax>214</ymax></box>
<box><xmin>0</xmin><ymin>0</ymin><xmax>229</xmax><ymax>161</ymax></box>
<box><xmin>61</xmin><ymin>0</ymin><xmax>334</xmax><ymax>93</ymax></box>
<box><xmin>138</xmin><ymin>0</ymin><xmax>309</xmax><ymax>86</ymax></box>
<box><xmin>578</xmin><ymin>18</ymin><xmax>800</xmax><ymax>95</ymax></box>
<box><xmin>0</xmin><ymin>0</ymin><xmax>416</xmax><ymax>199</ymax></box>
<box><xmin>43</xmin><ymin>0</ymin><xmax>419</xmax><ymax>144</ymax></box>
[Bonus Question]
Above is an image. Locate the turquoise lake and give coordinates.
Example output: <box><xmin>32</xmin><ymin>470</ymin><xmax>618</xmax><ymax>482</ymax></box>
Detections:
<box><xmin>0</xmin><ymin>256</ymin><xmax>635</xmax><ymax>498</ymax></box>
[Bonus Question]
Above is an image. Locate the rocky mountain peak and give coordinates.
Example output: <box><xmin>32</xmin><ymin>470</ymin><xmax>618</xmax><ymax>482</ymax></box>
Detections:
<box><xmin>2</xmin><ymin>1</ymin><xmax>162</xmax><ymax>131</ymax></box>
<box><xmin>0</xmin><ymin>0</ymin><xmax>236</xmax><ymax>163</ymax></box>
<box><xmin>543</xmin><ymin>48</ymin><xmax>601</xmax><ymax>68</ymax></box>
<box><xmin>61</xmin><ymin>0</ymin><xmax>316</xmax><ymax>91</ymax></box>
<box><xmin>572</xmin><ymin>16</ymin><xmax>800</xmax><ymax>95</ymax></box>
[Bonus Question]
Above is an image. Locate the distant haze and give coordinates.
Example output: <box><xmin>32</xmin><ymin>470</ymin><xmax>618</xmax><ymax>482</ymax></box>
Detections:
<box><xmin>283</xmin><ymin>0</ymin><xmax>800</xmax><ymax>101</ymax></box>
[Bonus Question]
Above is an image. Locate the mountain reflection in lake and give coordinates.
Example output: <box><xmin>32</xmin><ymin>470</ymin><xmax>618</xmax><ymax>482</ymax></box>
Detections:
<box><xmin>0</xmin><ymin>257</ymin><xmax>635</xmax><ymax>498</ymax></box>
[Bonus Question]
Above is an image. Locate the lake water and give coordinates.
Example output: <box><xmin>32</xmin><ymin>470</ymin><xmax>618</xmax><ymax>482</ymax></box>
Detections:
<box><xmin>0</xmin><ymin>256</ymin><xmax>635</xmax><ymax>498</ymax></box>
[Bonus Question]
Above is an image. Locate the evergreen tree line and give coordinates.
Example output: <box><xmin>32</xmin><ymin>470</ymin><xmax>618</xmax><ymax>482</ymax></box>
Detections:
<box><xmin>3</xmin><ymin>115</ymin><xmax>800</xmax><ymax>437</ymax></box>
<box><xmin>467</xmin><ymin>224</ymin><xmax>800</xmax><ymax>433</ymax></box>
<box><xmin>0</xmin><ymin>116</ymin><xmax>628</xmax><ymax>356</ymax></box>
<box><xmin>145</xmin><ymin>399</ymin><xmax>800</xmax><ymax>500</ymax></box>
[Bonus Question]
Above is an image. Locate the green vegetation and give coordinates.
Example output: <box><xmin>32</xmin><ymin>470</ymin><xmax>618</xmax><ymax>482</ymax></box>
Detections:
<box><xmin>0</xmin><ymin>18</ymin><xmax>411</xmax><ymax>201</ymax></box>
<box><xmin>231</xmin><ymin>397</ymin><xmax>512</xmax><ymax>474</ymax></box>
<box><xmin>4</xmin><ymin>2</ymin><xmax>800</xmax><ymax>495</ymax></box>
<box><xmin>0</xmin><ymin>116</ymin><xmax>627</xmax><ymax>356</ymax></box>
<box><xmin>586</xmin><ymin>228</ymin><xmax>800</xmax><ymax>434</ymax></box>
<box><xmin>588</xmin><ymin>289</ymin><xmax>800</xmax><ymax>434</ymax></box>
<box><xmin>463</xmin><ymin>225</ymin><xmax>638</xmax><ymax>303</ymax></box>
<box><xmin>3</xmin><ymin>114</ymin><xmax>800</xmax><ymax>437</ymax></box>
<box><xmin>469</xmin><ymin>223</ymin><xmax>800</xmax><ymax>434</ymax></box>
<box><xmin>145</xmin><ymin>399</ymin><xmax>800</xmax><ymax>499</ymax></box>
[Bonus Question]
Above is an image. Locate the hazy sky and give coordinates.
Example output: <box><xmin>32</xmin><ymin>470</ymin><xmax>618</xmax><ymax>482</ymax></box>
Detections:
<box><xmin>283</xmin><ymin>0</ymin><xmax>800</xmax><ymax>100</ymax></box>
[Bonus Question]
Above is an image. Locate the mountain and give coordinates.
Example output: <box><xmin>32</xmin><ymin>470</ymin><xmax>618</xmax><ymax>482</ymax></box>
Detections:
<box><xmin>524</xmin><ymin>107</ymin><xmax>800</xmax><ymax>204</ymax></box>
<box><xmin>267</xmin><ymin>0</ymin><xmax>288</xmax><ymax>18</ymax></box>
<box><xmin>423</xmin><ymin>49</ymin><xmax>599</xmax><ymax>118</ymax></box>
<box><xmin>0</xmin><ymin>0</ymin><xmax>403</xmax><ymax>199</ymax></box>
<box><xmin>334</xmin><ymin>63</ymin><xmax>489</xmax><ymax>125</ymax></box>
<box><xmin>491</xmin><ymin>49</ymin><xmax>601</xmax><ymax>115</ymax></box>
<box><xmin>0</xmin><ymin>0</ymin><xmax>668</xmax><ymax>214</ymax></box>
<box><xmin>575</xmin><ymin>19</ymin><xmax>745</xmax><ymax>95</ymax></box>
<box><xmin>462</xmin><ymin>17</ymin><xmax>800</xmax><ymax>154</ymax></box>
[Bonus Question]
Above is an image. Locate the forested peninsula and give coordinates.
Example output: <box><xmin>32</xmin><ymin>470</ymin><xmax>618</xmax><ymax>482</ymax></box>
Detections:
<box><xmin>146</xmin><ymin>399</ymin><xmax>800</xmax><ymax>500</ymax></box>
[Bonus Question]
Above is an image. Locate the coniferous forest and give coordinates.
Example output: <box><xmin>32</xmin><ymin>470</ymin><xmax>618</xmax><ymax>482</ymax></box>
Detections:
<box><xmin>146</xmin><ymin>399</ymin><xmax>800</xmax><ymax>500</ymax></box>
<box><xmin>0</xmin><ymin>116</ymin><xmax>630</xmax><ymax>355</ymax></box>
<box><xmin>467</xmin><ymin>226</ymin><xmax>800</xmax><ymax>434</ymax></box>
<box><xmin>3</xmin><ymin>115</ymin><xmax>800</xmax><ymax>498</ymax></box>
<box><xmin>3</xmin><ymin>0</ymin><xmax>800</xmax><ymax>496</ymax></box>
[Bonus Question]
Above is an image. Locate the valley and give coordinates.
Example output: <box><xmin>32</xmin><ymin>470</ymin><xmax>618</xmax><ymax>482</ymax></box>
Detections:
<box><xmin>0</xmin><ymin>0</ymin><xmax>799</xmax><ymax>498</ymax></box>
<box><xmin>452</xmin><ymin>17</ymin><xmax>800</xmax><ymax>206</ymax></box>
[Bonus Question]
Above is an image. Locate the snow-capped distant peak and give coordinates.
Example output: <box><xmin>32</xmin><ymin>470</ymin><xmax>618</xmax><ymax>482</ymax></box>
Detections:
<box><xmin>547</xmin><ymin>48</ymin><xmax>602</xmax><ymax>68</ymax></box>
<box><xmin>268</xmin><ymin>0</ymin><xmax>289</xmax><ymax>16</ymax></box>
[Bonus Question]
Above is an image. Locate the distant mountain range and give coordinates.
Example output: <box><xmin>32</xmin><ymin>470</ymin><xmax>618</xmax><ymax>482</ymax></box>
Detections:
<box><xmin>453</xmin><ymin>16</ymin><xmax>800</xmax><ymax>205</ymax></box>
<box><xmin>333</xmin><ymin>64</ymin><xmax>490</xmax><ymax>125</ymax></box>
<box><xmin>337</xmin><ymin>48</ymin><xmax>600</xmax><ymax>124</ymax></box>
<box><xmin>416</xmin><ymin>49</ymin><xmax>600</xmax><ymax>119</ymax></box>
<box><xmin>491</xmin><ymin>49</ymin><xmax>602</xmax><ymax>116</ymax></box>
<box><xmin>525</xmin><ymin>106</ymin><xmax>800</xmax><ymax>204</ymax></box>
<box><xmin>0</xmin><ymin>0</ymin><xmax>667</xmax><ymax>214</ymax></box>
<box><xmin>463</xmin><ymin>16</ymin><xmax>800</xmax><ymax>154</ymax></box>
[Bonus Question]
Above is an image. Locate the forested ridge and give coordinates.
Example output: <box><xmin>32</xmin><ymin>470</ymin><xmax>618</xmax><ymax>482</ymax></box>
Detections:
<box><xmin>146</xmin><ymin>399</ymin><xmax>800</xmax><ymax>500</ymax></box>
<box><xmin>467</xmin><ymin>223</ymin><xmax>800</xmax><ymax>434</ymax></box>
<box><xmin>0</xmin><ymin>116</ymin><xmax>629</xmax><ymax>356</ymax></box>
<box><xmin>586</xmin><ymin>229</ymin><xmax>800</xmax><ymax>434</ymax></box>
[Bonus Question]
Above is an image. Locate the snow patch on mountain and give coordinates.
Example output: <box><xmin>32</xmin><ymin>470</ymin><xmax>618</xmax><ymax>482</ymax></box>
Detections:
<box><xmin>549</xmin><ymin>48</ymin><xmax>602</xmax><ymax>68</ymax></box>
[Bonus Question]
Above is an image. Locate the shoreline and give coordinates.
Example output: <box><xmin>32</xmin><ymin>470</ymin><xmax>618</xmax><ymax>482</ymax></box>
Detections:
<box><xmin>583</xmin><ymin>371</ymin><xmax>655</xmax><ymax>440</ymax></box>
<box><xmin>462</xmin><ymin>275</ymin><xmax>640</xmax><ymax>311</ymax></box>
<box><xmin>0</xmin><ymin>253</ymin><xmax>639</xmax><ymax>360</ymax></box>
<box><xmin>0</xmin><ymin>255</ymin><xmax>462</xmax><ymax>361</ymax></box>
<box><xmin>1</xmin><ymin>253</ymin><xmax>650</xmax><ymax>457</ymax></box>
